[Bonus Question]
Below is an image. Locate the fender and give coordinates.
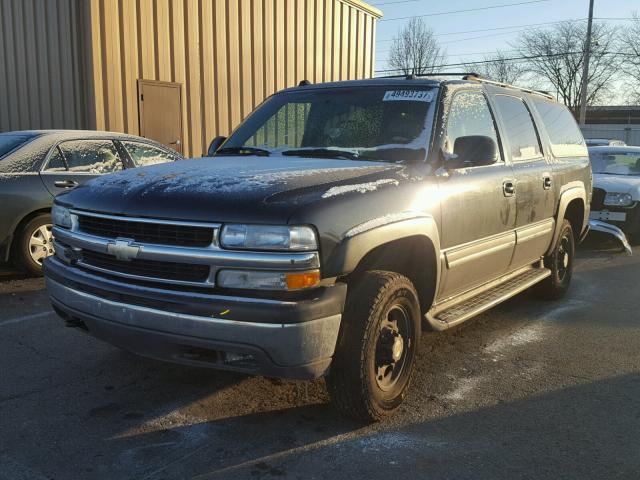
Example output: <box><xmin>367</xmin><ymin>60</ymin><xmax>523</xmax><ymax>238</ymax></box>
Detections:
<box><xmin>323</xmin><ymin>213</ymin><xmax>442</xmax><ymax>295</ymax></box>
<box><xmin>547</xmin><ymin>182</ymin><xmax>588</xmax><ymax>255</ymax></box>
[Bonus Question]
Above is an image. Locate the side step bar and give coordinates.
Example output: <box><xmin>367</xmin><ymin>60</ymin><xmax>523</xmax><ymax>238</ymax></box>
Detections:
<box><xmin>426</xmin><ymin>265</ymin><xmax>551</xmax><ymax>331</ymax></box>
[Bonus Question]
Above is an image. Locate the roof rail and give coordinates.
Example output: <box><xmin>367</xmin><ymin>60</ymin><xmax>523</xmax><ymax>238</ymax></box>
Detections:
<box><xmin>378</xmin><ymin>72</ymin><xmax>481</xmax><ymax>80</ymax></box>
<box><xmin>463</xmin><ymin>74</ymin><xmax>554</xmax><ymax>100</ymax></box>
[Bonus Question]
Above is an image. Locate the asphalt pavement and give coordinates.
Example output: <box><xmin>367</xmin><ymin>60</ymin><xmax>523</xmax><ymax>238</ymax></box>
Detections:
<box><xmin>1</xmin><ymin>244</ymin><xmax>639</xmax><ymax>479</ymax></box>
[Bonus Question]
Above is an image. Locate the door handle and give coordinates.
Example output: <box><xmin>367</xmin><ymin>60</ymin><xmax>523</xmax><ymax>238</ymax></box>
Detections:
<box><xmin>169</xmin><ymin>139</ymin><xmax>181</xmax><ymax>146</ymax></box>
<box><xmin>503</xmin><ymin>180</ymin><xmax>516</xmax><ymax>197</ymax></box>
<box><xmin>54</xmin><ymin>180</ymin><xmax>78</xmax><ymax>188</ymax></box>
<box><xmin>543</xmin><ymin>176</ymin><xmax>552</xmax><ymax>190</ymax></box>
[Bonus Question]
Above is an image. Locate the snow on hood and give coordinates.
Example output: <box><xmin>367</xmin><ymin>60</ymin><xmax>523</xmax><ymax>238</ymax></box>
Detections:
<box><xmin>77</xmin><ymin>156</ymin><xmax>401</xmax><ymax>199</ymax></box>
<box><xmin>593</xmin><ymin>173</ymin><xmax>640</xmax><ymax>199</ymax></box>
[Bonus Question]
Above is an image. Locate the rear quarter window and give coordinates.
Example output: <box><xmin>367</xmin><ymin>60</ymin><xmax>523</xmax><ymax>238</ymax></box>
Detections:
<box><xmin>531</xmin><ymin>98</ymin><xmax>587</xmax><ymax>157</ymax></box>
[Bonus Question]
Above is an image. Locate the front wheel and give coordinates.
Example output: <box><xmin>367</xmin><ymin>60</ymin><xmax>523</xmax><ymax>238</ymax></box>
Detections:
<box><xmin>326</xmin><ymin>270</ymin><xmax>421</xmax><ymax>421</ymax></box>
<box><xmin>14</xmin><ymin>213</ymin><xmax>54</xmax><ymax>276</ymax></box>
<box><xmin>536</xmin><ymin>219</ymin><xmax>574</xmax><ymax>300</ymax></box>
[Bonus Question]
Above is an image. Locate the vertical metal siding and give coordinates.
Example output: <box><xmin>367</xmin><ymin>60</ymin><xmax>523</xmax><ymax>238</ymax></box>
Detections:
<box><xmin>0</xmin><ymin>0</ymin><xmax>87</xmax><ymax>132</ymax></box>
<box><xmin>83</xmin><ymin>0</ymin><xmax>380</xmax><ymax>157</ymax></box>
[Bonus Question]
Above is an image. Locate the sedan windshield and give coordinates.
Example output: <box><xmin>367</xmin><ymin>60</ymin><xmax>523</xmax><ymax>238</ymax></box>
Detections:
<box><xmin>0</xmin><ymin>134</ymin><xmax>36</xmax><ymax>159</ymax></box>
<box><xmin>590</xmin><ymin>150</ymin><xmax>640</xmax><ymax>175</ymax></box>
<box><xmin>219</xmin><ymin>86</ymin><xmax>438</xmax><ymax>163</ymax></box>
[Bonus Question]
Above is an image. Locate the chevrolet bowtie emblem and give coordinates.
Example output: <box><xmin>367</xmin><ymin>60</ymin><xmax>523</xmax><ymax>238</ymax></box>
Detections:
<box><xmin>106</xmin><ymin>238</ymin><xmax>141</xmax><ymax>261</ymax></box>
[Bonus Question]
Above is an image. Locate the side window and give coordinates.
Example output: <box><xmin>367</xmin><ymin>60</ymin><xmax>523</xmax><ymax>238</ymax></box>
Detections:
<box><xmin>58</xmin><ymin>140</ymin><xmax>123</xmax><ymax>174</ymax></box>
<box><xmin>43</xmin><ymin>147</ymin><xmax>67</xmax><ymax>172</ymax></box>
<box><xmin>122</xmin><ymin>142</ymin><xmax>178</xmax><ymax>166</ymax></box>
<box><xmin>531</xmin><ymin>98</ymin><xmax>587</xmax><ymax>157</ymax></box>
<box><xmin>493</xmin><ymin>95</ymin><xmax>543</xmax><ymax>162</ymax></box>
<box><xmin>445</xmin><ymin>90</ymin><xmax>502</xmax><ymax>163</ymax></box>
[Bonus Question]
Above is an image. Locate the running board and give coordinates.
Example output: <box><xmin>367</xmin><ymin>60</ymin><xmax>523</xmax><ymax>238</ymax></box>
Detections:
<box><xmin>426</xmin><ymin>265</ymin><xmax>551</xmax><ymax>331</ymax></box>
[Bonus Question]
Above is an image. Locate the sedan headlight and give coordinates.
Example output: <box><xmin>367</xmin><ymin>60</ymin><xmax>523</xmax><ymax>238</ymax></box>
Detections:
<box><xmin>220</xmin><ymin>224</ymin><xmax>317</xmax><ymax>251</ymax></box>
<box><xmin>217</xmin><ymin>269</ymin><xmax>320</xmax><ymax>291</ymax></box>
<box><xmin>603</xmin><ymin>192</ymin><xmax>634</xmax><ymax>207</ymax></box>
<box><xmin>51</xmin><ymin>204</ymin><xmax>72</xmax><ymax>228</ymax></box>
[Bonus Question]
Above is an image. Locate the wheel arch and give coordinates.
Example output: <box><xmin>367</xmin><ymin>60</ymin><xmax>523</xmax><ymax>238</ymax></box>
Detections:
<box><xmin>548</xmin><ymin>183</ymin><xmax>588</xmax><ymax>255</ymax></box>
<box><xmin>325</xmin><ymin>215</ymin><xmax>441</xmax><ymax>315</ymax></box>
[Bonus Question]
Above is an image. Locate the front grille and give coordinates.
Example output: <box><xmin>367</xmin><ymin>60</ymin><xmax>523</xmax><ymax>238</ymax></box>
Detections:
<box><xmin>592</xmin><ymin>188</ymin><xmax>606</xmax><ymax>210</ymax></box>
<box><xmin>80</xmin><ymin>250</ymin><xmax>210</xmax><ymax>283</ymax></box>
<box><xmin>77</xmin><ymin>215</ymin><xmax>214</xmax><ymax>247</ymax></box>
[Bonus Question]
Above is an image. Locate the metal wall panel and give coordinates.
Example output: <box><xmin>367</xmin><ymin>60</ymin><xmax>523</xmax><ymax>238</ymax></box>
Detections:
<box><xmin>581</xmin><ymin>125</ymin><xmax>640</xmax><ymax>147</ymax></box>
<box><xmin>0</xmin><ymin>0</ymin><xmax>88</xmax><ymax>132</ymax></box>
<box><xmin>85</xmin><ymin>0</ymin><xmax>381</xmax><ymax>157</ymax></box>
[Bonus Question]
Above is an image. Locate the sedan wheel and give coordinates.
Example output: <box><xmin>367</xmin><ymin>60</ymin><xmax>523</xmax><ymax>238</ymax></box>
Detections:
<box><xmin>28</xmin><ymin>224</ymin><xmax>54</xmax><ymax>265</ymax></box>
<box><xmin>14</xmin><ymin>213</ymin><xmax>54</xmax><ymax>276</ymax></box>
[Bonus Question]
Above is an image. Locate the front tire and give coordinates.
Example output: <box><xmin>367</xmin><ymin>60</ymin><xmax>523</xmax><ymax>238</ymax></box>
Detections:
<box><xmin>14</xmin><ymin>213</ymin><xmax>54</xmax><ymax>276</ymax></box>
<box><xmin>536</xmin><ymin>219</ymin><xmax>574</xmax><ymax>300</ymax></box>
<box><xmin>326</xmin><ymin>270</ymin><xmax>421</xmax><ymax>421</ymax></box>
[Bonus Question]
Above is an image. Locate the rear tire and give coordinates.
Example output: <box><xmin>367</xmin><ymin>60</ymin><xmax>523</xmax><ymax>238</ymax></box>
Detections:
<box><xmin>14</xmin><ymin>213</ymin><xmax>54</xmax><ymax>276</ymax></box>
<box><xmin>326</xmin><ymin>270</ymin><xmax>421</xmax><ymax>421</ymax></box>
<box><xmin>536</xmin><ymin>219</ymin><xmax>574</xmax><ymax>300</ymax></box>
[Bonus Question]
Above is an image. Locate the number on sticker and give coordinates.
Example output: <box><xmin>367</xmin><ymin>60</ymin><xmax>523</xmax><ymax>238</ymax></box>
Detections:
<box><xmin>383</xmin><ymin>90</ymin><xmax>434</xmax><ymax>102</ymax></box>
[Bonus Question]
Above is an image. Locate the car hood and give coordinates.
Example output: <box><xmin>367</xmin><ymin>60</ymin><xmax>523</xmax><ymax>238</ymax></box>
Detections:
<box><xmin>56</xmin><ymin>156</ymin><xmax>406</xmax><ymax>223</ymax></box>
<box><xmin>593</xmin><ymin>173</ymin><xmax>640</xmax><ymax>199</ymax></box>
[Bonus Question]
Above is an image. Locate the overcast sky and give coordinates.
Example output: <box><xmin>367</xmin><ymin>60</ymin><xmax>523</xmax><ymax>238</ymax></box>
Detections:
<box><xmin>370</xmin><ymin>0</ymin><xmax>637</xmax><ymax>74</ymax></box>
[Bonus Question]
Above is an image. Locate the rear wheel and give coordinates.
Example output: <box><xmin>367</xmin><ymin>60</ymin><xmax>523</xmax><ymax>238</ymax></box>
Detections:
<box><xmin>536</xmin><ymin>219</ymin><xmax>574</xmax><ymax>300</ymax></box>
<box><xmin>14</xmin><ymin>213</ymin><xmax>54</xmax><ymax>276</ymax></box>
<box><xmin>326</xmin><ymin>270</ymin><xmax>421</xmax><ymax>421</ymax></box>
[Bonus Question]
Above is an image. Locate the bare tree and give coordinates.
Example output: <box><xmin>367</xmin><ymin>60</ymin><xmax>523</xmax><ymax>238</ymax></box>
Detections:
<box><xmin>463</xmin><ymin>50</ymin><xmax>527</xmax><ymax>84</ymax></box>
<box><xmin>516</xmin><ymin>21</ymin><xmax>621</xmax><ymax>115</ymax></box>
<box><xmin>620</xmin><ymin>13</ymin><xmax>640</xmax><ymax>103</ymax></box>
<box><xmin>387</xmin><ymin>18</ymin><xmax>447</xmax><ymax>75</ymax></box>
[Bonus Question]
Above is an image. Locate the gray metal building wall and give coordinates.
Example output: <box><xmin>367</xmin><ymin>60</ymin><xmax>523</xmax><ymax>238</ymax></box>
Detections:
<box><xmin>0</xmin><ymin>0</ymin><xmax>89</xmax><ymax>132</ymax></box>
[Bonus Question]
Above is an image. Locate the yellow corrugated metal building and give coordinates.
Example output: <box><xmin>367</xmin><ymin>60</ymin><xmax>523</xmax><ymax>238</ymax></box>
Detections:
<box><xmin>0</xmin><ymin>0</ymin><xmax>382</xmax><ymax>157</ymax></box>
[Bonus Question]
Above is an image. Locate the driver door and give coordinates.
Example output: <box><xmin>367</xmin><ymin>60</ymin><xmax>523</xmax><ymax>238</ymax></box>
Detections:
<box><xmin>437</xmin><ymin>90</ymin><xmax>517</xmax><ymax>300</ymax></box>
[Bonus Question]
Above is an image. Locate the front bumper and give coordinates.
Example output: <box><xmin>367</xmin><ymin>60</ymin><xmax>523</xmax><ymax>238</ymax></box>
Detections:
<box><xmin>590</xmin><ymin>202</ymin><xmax>639</xmax><ymax>232</ymax></box>
<box><xmin>44</xmin><ymin>258</ymin><xmax>346</xmax><ymax>379</ymax></box>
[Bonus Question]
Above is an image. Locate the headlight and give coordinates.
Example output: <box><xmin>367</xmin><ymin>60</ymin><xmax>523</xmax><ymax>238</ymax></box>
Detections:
<box><xmin>603</xmin><ymin>192</ymin><xmax>634</xmax><ymax>207</ymax></box>
<box><xmin>220</xmin><ymin>224</ymin><xmax>317</xmax><ymax>251</ymax></box>
<box><xmin>217</xmin><ymin>269</ymin><xmax>320</xmax><ymax>290</ymax></box>
<box><xmin>51</xmin><ymin>204</ymin><xmax>72</xmax><ymax>228</ymax></box>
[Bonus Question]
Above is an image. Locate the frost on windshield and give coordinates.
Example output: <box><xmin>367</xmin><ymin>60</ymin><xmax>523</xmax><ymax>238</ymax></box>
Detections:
<box><xmin>224</xmin><ymin>86</ymin><xmax>439</xmax><ymax>163</ymax></box>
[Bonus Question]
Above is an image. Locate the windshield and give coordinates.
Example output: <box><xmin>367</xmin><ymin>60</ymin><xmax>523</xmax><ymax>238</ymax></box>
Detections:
<box><xmin>590</xmin><ymin>150</ymin><xmax>640</xmax><ymax>175</ymax></box>
<box><xmin>0</xmin><ymin>134</ymin><xmax>36</xmax><ymax>159</ymax></box>
<box><xmin>220</xmin><ymin>86</ymin><xmax>438</xmax><ymax>162</ymax></box>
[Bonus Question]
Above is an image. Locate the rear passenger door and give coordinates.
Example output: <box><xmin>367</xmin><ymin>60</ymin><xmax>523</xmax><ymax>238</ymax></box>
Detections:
<box><xmin>39</xmin><ymin>139</ymin><xmax>125</xmax><ymax>196</ymax></box>
<box><xmin>491</xmin><ymin>94</ymin><xmax>556</xmax><ymax>269</ymax></box>
<box><xmin>437</xmin><ymin>89</ymin><xmax>517</xmax><ymax>299</ymax></box>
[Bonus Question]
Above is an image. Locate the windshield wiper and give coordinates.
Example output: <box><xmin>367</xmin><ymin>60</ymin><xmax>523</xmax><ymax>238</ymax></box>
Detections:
<box><xmin>281</xmin><ymin>148</ymin><xmax>361</xmax><ymax>160</ymax></box>
<box><xmin>216</xmin><ymin>146</ymin><xmax>271</xmax><ymax>156</ymax></box>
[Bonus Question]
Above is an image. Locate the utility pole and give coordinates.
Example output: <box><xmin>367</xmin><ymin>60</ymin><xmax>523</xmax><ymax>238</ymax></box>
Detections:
<box><xmin>578</xmin><ymin>0</ymin><xmax>595</xmax><ymax>126</ymax></box>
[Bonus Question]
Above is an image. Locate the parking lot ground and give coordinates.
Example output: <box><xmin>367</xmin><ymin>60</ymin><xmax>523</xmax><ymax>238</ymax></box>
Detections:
<box><xmin>1</xmin><ymin>245</ymin><xmax>639</xmax><ymax>479</ymax></box>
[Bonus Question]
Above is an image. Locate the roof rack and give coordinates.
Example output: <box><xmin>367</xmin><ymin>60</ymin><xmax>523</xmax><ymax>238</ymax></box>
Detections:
<box><xmin>462</xmin><ymin>74</ymin><xmax>554</xmax><ymax>100</ymax></box>
<box><xmin>379</xmin><ymin>72</ymin><xmax>481</xmax><ymax>80</ymax></box>
<box><xmin>378</xmin><ymin>72</ymin><xmax>554</xmax><ymax>100</ymax></box>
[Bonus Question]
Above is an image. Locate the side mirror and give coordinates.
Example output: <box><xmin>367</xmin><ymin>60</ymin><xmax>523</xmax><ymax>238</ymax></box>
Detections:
<box><xmin>207</xmin><ymin>136</ymin><xmax>227</xmax><ymax>156</ymax></box>
<box><xmin>449</xmin><ymin>135</ymin><xmax>498</xmax><ymax>169</ymax></box>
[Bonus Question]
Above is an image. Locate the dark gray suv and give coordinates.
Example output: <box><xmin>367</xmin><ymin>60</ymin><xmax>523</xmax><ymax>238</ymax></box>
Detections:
<box><xmin>44</xmin><ymin>76</ymin><xmax>591</xmax><ymax>420</ymax></box>
<box><xmin>0</xmin><ymin>130</ymin><xmax>182</xmax><ymax>274</ymax></box>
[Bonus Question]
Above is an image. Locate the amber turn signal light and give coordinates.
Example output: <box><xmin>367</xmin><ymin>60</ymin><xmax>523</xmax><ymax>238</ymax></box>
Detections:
<box><xmin>285</xmin><ymin>270</ymin><xmax>320</xmax><ymax>290</ymax></box>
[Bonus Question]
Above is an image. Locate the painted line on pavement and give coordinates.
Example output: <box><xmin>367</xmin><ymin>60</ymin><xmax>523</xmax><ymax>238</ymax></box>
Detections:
<box><xmin>0</xmin><ymin>311</ymin><xmax>53</xmax><ymax>327</ymax></box>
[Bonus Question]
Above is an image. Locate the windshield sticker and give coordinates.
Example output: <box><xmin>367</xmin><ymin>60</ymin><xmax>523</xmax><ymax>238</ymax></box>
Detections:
<box><xmin>383</xmin><ymin>90</ymin><xmax>434</xmax><ymax>102</ymax></box>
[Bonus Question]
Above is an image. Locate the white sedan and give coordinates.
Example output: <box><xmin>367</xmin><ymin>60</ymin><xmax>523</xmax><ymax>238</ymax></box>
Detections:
<box><xmin>589</xmin><ymin>146</ymin><xmax>640</xmax><ymax>244</ymax></box>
